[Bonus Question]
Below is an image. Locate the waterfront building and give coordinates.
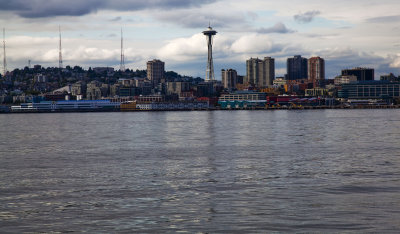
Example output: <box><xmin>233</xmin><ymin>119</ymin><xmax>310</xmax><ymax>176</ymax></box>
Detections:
<box><xmin>44</xmin><ymin>93</ymin><xmax>68</xmax><ymax>101</ymax></box>
<box><xmin>219</xmin><ymin>91</ymin><xmax>267</xmax><ymax>101</ymax></box>
<box><xmin>11</xmin><ymin>100</ymin><xmax>120</xmax><ymax>112</ymax></box>
<box><xmin>308</xmin><ymin>57</ymin><xmax>325</xmax><ymax>87</ymax></box>
<box><xmin>218</xmin><ymin>100</ymin><xmax>266</xmax><ymax>109</ymax></box>
<box><xmin>147</xmin><ymin>59</ymin><xmax>165</xmax><ymax>88</ymax></box>
<box><xmin>135</xmin><ymin>94</ymin><xmax>164</xmax><ymax>102</ymax></box>
<box><xmin>287</xmin><ymin>55</ymin><xmax>308</xmax><ymax>80</ymax></box>
<box><xmin>221</xmin><ymin>69</ymin><xmax>238</xmax><ymax>90</ymax></box>
<box><xmin>136</xmin><ymin>101</ymin><xmax>209</xmax><ymax>110</ymax></box>
<box><xmin>305</xmin><ymin>88</ymin><xmax>329</xmax><ymax>97</ymax></box>
<box><xmin>218</xmin><ymin>91</ymin><xmax>268</xmax><ymax>109</ymax></box>
<box><xmin>120</xmin><ymin>101</ymin><xmax>136</xmax><ymax>111</ymax></box>
<box><xmin>342</xmin><ymin>67</ymin><xmax>374</xmax><ymax>81</ymax></box>
<box><xmin>338</xmin><ymin>81</ymin><xmax>400</xmax><ymax>99</ymax></box>
<box><xmin>246</xmin><ymin>57</ymin><xmax>275</xmax><ymax>88</ymax></box>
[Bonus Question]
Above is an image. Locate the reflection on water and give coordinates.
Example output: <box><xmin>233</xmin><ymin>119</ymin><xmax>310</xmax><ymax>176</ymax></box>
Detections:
<box><xmin>1</xmin><ymin>109</ymin><xmax>400</xmax><ymax>232</ymax></box>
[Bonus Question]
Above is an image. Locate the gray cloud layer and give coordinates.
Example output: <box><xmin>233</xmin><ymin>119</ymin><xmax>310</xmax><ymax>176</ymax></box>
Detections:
<box><xmin>257</xmin><ymin>23</ymin><xmax>295</xmax><ymax>34</ymax></box>
<box><xmin>155</xmin><ymin>11</ymin><xmax>247</xmax><ymax>28</ymax></box>
<box><xmin>294</xmin><ymin>11</ymin><xmax>320</xmax><ymax>23</ymax></box>
<box><xmin>0</xmin><ymin>0</ymin><xmax>216</xmax><ymax>18</ymax></box>
<box><xmin>366</xmin><ymin>15</ymin><xmax>400</xmax><ymax>23</ymax></box>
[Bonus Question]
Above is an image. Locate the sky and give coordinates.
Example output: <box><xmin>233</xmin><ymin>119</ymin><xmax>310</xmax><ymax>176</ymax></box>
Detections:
<box><xmin>1</xmin><ymin>0</ymin><xmax>400</xmax><ymax>79</ymax></box>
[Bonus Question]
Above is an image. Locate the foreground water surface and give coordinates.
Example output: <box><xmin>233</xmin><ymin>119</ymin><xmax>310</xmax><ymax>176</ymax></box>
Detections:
<box><xmin>0</xmin><ymin>109</ymin><xmax>400</xmax><ymax>233</ymax></box>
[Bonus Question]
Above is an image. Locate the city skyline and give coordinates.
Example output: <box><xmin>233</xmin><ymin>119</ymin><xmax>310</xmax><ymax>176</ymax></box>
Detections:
<box><xmin>1</xmin><ymin>0</ymin><xmax>400</xmax><ymax>79</ymax></box>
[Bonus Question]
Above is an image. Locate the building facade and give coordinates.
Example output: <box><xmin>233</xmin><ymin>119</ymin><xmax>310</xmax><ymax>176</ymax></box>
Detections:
<box><xmin>219</xmin><ymin>91</ymin><xmax>267</xmax><ymax>101</ymax></box>
<box><xmin>305</xmin><ymin>88</ymin><xmax>329</xmax><ymax>97</ymax></box>
<box><xmin>338</xmin><ymin>81</ymin><xmax>400</xmax><ymax>99</ymax></box>
<box><xmin>342</xmin><ymin>67</ymin><xmax>374</xmax><ymax>81</ymax></box>
<box><xmin>147</xmin><ymin>59</ymin><xmax>165</xmax><ymax>88</ymax></box>
<box><xmin>136</xmin><ymin>101</ymin><xmax>209</xmax><ymax>110</ymax></box>
<box><xmin>221</xmin><ymin>69</ymin><xmax>238</xmax><ymax>90</ymax></box>
<box><xmin>308</xmin><ymin>57</ymin><xmax>325</xmax><ymax>87</ymax></box>
<box><xmin>287</xmin><ymin>55</ymin><xmax>307</xmax><ymax>80</ymax></box>
<box><xmin>166</xmin><ymin>82</ymin><xmax>190</xmax><ymax>96</ymax></box>
<box><xmin>86</xmin><ymin>81</ymin><xmax>103</xmax><ymax>100</ymax></box>
<box><xmin>71</xmin><ymin>81</ymin><xmax>87</xmax><ymax>97</ymax></box>
<box><xmin>334</xmin><ymin>75</ymin><xmax>357</xmax><ymax>85</ymax></box>
<box><xmin>246</xmin><ymin>57</ymin><xmax>275</xmax><ymax>88</ymax></box>
<box><xmin>380</xmin><ymin>73</ymin><xmax>399</xmax><ymax>82</ymax></box>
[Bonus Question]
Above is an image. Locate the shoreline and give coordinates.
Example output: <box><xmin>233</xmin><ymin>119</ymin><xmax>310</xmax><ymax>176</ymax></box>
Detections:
<box><xmin>1</xmin><ymin>104</ymin><xmax>399</xmax><ymax>114</ymax></box>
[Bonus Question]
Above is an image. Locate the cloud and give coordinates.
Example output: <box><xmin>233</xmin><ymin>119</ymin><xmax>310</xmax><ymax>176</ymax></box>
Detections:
<box><xmin>157</xmin><ymin>32</ymin><xmax>280</xmax><ymax>63</ymax></box>
<box><xmin>389</xmin><ymin>54</ymin><xmax>400</xmax><ymax>68</ymax></box>
<box><xmin>157</xmin><ymin>34</ymin><xmax>207</xmax><ymax>61</ymax></box>
<box><xmin>366</xmin><ymin>15</ymin><xmax>400</xmax><ymax>24</ymax></box>
<box><xmin>309</xmin><ymin>47</ymin><xmax>400</xmax><ymax>78</ymax></box>
<box><xmin>302</xmin><ymin>33</ymin><xmax>339</xmax><ymax>39</ymax></box>
<box><xmin>230</xmin><ymin>34</ymin><xmax>274</xmax><ymax>54</ymax></box>
<box><xmin>257</xmin><ymin>22</ymin><xmax>295</xmax><ymax>34</ymax></box>
<box><xmin>0</xmin><ymin>0</ymin><xmax>217</xmax><ymax>18</ymax></box>
<box><xmin>109</xmin><ymin>16</ymin><xmax>122</xmax><ymax>22</ymax></box>
<box><xmin>5</xmin><ymin>35</ymin><xmax>143</xmax><ymax>69</ymax></box>
<box><xmin>294</xmin><ymin>11</ymin><xmax>320</xmax><ymax>23</ymax></box>
<box><xmin>153</xmin><ymin>10</ymin><xmax>247</xmax><ymax>28</ymax></box>
<box><xmin>262</xmin><ymin>45</ymin><xmax>398</xmax><ymax>78</ymax></box>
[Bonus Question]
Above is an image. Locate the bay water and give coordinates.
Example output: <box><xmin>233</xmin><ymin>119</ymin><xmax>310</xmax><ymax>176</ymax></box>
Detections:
<box><xmin>0</xmin><ymin>109</ymin><xmax>400</xmax><ymax>232</ymax></box>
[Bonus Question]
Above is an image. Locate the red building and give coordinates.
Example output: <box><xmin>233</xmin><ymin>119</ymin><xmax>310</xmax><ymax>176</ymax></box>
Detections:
<box><xmin>308</xmin><ymin>57</ymin><xmax>325</xmax><ymax>88</ymax></box>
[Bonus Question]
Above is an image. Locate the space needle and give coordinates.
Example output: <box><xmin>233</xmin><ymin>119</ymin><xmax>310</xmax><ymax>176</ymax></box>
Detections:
<box><xmin>203</xmin><ymin>24</ymin><xmax>217</xmax><ymax>82</ymax></box>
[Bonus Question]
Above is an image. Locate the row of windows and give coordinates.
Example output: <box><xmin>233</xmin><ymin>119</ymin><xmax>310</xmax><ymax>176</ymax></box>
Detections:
<box><xmin>220</xmin><ymin>94</ymin><xmax>266</xmax><ymax>101</ymax></box>
<box><xmin>345</xmin><ymin>86</ymin><xmax>400</xmax><ymax>98</ymax></box>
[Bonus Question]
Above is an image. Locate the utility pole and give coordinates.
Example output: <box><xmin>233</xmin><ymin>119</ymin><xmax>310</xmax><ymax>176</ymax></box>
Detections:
<box><xmin>3</xmin><ymin>28</ymin><xmax>6</xmax><ymax>76</ymax></box>
<box><xmin>59</xmin><ymin>26</ymin><xmax>63</xmax><ymax>69</ymax></box>
<box><xmin>120</xmin><ymin>28</ymin><xmax>125</xmax><ymax>72</ymax></box>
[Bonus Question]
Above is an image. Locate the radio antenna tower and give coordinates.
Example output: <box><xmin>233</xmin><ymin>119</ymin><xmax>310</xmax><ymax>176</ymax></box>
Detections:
<box><xmin>2</xmin><ymin>28</ymin><xmax>6</xmax><ymax>76</ymax></box>
<box><xmin>120</xmin><ymin>28</ymin><xmax>125</xmax><ymax>72</ymax></box>
<box><xmin>58</xmin><ymin>26</ymin><xmax>63</xmax><ymax>69</ymax></box>
<box><xmin>202</xmin><ymin>24</ymin><xmax>217</xmax><ymax>82</ymax></box>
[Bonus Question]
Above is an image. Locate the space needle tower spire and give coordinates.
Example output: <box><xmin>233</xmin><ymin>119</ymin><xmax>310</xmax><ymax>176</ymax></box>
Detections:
<box><xmin>202</xmin><ymin>24</ymin><xmax>217</xmax><ymax>82</ymax></box>
<box><xmin>2</xmin><ymin>28</ymin><xmax>7</xmax><ymax>76</ymax></box>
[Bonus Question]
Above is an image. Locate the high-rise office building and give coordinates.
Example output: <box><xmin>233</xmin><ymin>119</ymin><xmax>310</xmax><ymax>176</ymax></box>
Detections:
<box><xmin>341</xmin><ymin>67</ymin><xmax>374</xmax><ymax>81</ymax></box>
<box><xmin>287</xmin><ymin>55</ymin><xmax>307</xmax><ymax>80</ymax></box>
<box><xmin>221</xmin><ymin>69</ymin><xmax>238</xmax><ymax>90</ymax></box>
<box><xmin>246</xmin><ymin>57</ymin><xmax>275</xmax><ymax>87</ymax></box>
<box><xmin>308</xmin><ymin>57</ymin><xmax>325</xmax><ymax>87</ymax></box>
<box><xmin>147</xmin><ymin>59</ymin><xmax>165</xmax><ymax>88</ymax></box>
<box><xmin>246</xmin><ymin>58</ymin><xmax>258</xmax><ymax>85</ymax></box>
